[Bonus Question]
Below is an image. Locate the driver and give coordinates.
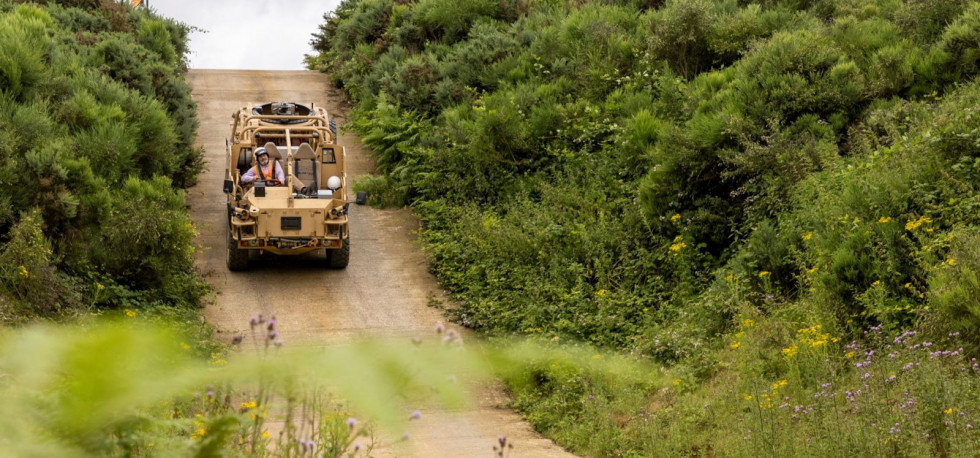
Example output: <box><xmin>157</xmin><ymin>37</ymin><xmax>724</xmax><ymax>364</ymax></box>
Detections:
<box><xmin>241</xmin><ymin>147</ymin><xmax>284</xmax><ymax>186</ymax></box>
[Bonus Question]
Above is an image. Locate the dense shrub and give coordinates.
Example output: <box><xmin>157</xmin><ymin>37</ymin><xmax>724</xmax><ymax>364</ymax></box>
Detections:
<box><xmin>313</xmin><ymin>1</ymin><xmax>980</xmax><ymax>452</ymax></box>
<box><xmin>0</xmin><ymin>2</ymin><xmax>204</xmax><ymax>319</ymax></box>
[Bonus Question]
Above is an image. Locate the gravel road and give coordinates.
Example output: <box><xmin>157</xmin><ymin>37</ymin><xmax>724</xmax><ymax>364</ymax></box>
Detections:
<box><xmin>185</xmin><ymin>69</ymin><xmax>573</xmax><ymax>457</ymax></box>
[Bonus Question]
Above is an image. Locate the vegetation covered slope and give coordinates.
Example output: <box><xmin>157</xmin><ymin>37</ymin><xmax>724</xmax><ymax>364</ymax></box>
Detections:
<box><xmin>0</xmin><ymin>1</ymin><xmax>205</xmax><ymax>323</ymax></box>
<box><xmin>310</xmin><ymin>0</ymin><xmax>980</xmax><ymax>455</ymax></box>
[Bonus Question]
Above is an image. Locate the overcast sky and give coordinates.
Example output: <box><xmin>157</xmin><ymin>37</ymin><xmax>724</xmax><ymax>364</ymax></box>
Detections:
<box><xmin>147</xmin><ymin>0</ymin><xmax>343</xmax><ymax>70</ymax></box>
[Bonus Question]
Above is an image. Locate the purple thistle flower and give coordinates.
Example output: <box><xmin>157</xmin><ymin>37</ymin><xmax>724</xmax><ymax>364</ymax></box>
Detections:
<box><xmin>274</xmin><ymin>339</ymin><xmax>283</xmax><ymax>347</ymax></box>
<box><xmin>402</xmin><ymin>432</ymin><xmax>411</xmax><ymax>441</ymax></box>
<box><xmin>267</xmin><ymin>318</ymin><xmax>276</xmax><ymax>331</ymax></box>
<box><xmin>498</xmin><ymin>435</ymin><xmax>507</xmax><ymax>447</ymax></box>
<box><xmin>435</xmin><ymin>322</ymin><xmax>445</xmax><ymax>334</ymax></box>
<box><xmin>347</xmin><ymin>417</ymin><xmax>357</xmax><ymax>429</ymax></box>
<box><xmin>410</xmin><ymin>410</ymin><xmax>422</xmax><ymax>420</ymax></box>
<box><xmin>250</xmin><ymin>316</ymin><xmax>259</xmax><ymax>329</ymax></box>
<box><xmin>269</xmin><ymin>330</ymin><xmax>279</xmax><ymax>340</ymax></box>
<box><xmin>354</xmin><ymin>443</ymin><xmax>361</xmax><ymax>451</ymax></box>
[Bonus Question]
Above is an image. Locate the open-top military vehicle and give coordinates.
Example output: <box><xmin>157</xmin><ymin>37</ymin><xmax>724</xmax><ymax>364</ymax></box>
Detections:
<box><xmin>223</xmin><ymin>101</ymin><xmax>353</xmax><ymax>270</ymax></box>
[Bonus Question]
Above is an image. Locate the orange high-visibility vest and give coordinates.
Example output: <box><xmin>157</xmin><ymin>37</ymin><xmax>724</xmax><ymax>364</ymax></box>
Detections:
<box><xmin>253</xmin><ymin>161</ymin><xmax>279</xmax><ymax>183</ymax></box>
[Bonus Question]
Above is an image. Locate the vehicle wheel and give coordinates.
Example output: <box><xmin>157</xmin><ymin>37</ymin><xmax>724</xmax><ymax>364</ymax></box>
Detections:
<box><xmin>227</xmin><ymin>229</ymin><xmax>249</xmax><ymax>271</ymax></box>
<box><xmin>326</xmin><ymin>237</ymin><xmax>349</xmax><ymax>269</ymax></box>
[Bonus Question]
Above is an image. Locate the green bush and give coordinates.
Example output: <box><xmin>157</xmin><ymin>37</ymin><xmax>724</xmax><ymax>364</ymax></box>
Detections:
<box><xmin>314</xmin><ymin>2</ymin><xmax>980</xmax><ymax>453</ymax></box>
<box><xmin>0</xmin><ymin>209</ymin><xmax>64</xmax><ymax>316</ymax></box>
<box><xmin>0</xmin><ymin>5</ymin><xmax>51</xmax><ymax>101</ymax></box>
<box><xmin>92</xmin><ymin>177</ymin><xmax>198</xmax><ymax>302</ymax></box>
<box><xmin>0</xmin><ymin>1</ymin><xmax>203</xmax><ymax>317</ymax></box>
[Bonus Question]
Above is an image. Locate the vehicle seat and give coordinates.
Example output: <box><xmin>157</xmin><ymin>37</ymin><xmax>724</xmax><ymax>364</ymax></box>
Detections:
<box><xmin>293</xmin><ymin>142</ymin><xmax>318</xmax><ymax>193</ymax></box>
<box><xmin>263</xmin><ymin>142</ymin><xmax>283</xmax><ymax>161</ymax></box>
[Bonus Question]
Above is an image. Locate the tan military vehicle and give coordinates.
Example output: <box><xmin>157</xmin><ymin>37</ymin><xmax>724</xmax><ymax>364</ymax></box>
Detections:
<box><xmin>223</xmin><ymin>101</ymin><xmax>358</xmax><ymax>270</ymax></box>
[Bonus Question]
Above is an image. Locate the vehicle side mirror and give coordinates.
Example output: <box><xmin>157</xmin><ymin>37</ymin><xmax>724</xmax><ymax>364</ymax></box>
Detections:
<box><xmin>355</xmin><ymin>191</ymin><xmax>367</xmax><ymax>205</ymax></box>
<box><xmin>223</xmin><ymin>179</ymin><xmax>234</xmax><ymax>194</ymax></box>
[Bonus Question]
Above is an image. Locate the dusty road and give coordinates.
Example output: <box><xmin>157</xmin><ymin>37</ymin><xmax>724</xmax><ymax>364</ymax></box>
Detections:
<box><xmin>186</xmin><ymin>70</ymin><xmax>573</xmax><ymax>457</ymax></box>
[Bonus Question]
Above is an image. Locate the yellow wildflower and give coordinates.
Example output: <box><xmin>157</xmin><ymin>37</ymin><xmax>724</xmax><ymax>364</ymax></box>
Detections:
<box><xmin>743</xmin><ymin>394</ymin><xmax>754</xmax><ymax>401</ymax></box>
<box><xmin>845</xmin><ymin>351</ymin><xmax>855</xmax><ymax>358</ymax></box>
<box><xmin>810</xmin><ymin>340</ymin><xmax>826</xmax><ymax>347</ymax></box>
<box><xmin>878</xmin><ymin>217</ymin><xmax>892</xmax><ymax>223</ymax></box>
<box><xmin>592</xmin><ymin>354</ymin><xmax>601</xmax><ymax>360</ymax></box>
<box><xmin>726</xmin><ymin>274</ymin><xmax>735</xmax><ymax>283</ymax></box>
<box><xmin>17</xmin><ymin>266</ymin><xmax>28</xmax><ymax>278</ymax></box>
<box><xmin>772</xmin><ymin>380</ymin><xmax>788</xmax><ymax>390</ymax></box>
<box><xmin>945</xmin><ymin>408</ymin><xmax>956</xmax><ymax>415</ymax></box>
<box><xmin>946</xmin><ymin>258</ymin><xmax>957</xmax><ymax>266</ymax></box>
<box><xmin>905</xmin><ymin>216</ymin><xmax>933</xmax><ymax>231</ymax></box>
<box><xmin>595</xmin><ymin>289</ymin><xmax>607</xmax><ymax>296</ymax></box>
<box><xmin>871</xmin><ymin>280</ymin><xmax>880</xmax><ymax>287</ymax></box>
<box><xmin>759</xmin><ymin>271</ymin><xmax>771</xmax><ymax>279</ymax></box>
<box><xmin>263</xmin><ymin>431</ymin><xmax>270</xmax><ymax>439</ymax></box>
<box><xmin>96</xmin><ymin>282</ymin><xmax>105</xmax><ymax>291</ymax></box>
<box><xmin>240</xmin><ymin>401</ymin><xmax>257</xmax><ymax>410</ymax></box>
<box><xmin>124</xmin><ymin>309</ymin><xmax>136</xmax><ymax>318</ymax></box>
<box><xmin>741</xmin><ymin>318</ymin><xmax>755</xmax><ymax>328</ymax></box>
<box><xmin>802</xmin><ymin>232</ymin><xmax>813</xmax><ymax>241</ymax></box>
<box><xmin>807</xmin><ymin>267</ymin><xmax>818</xmax><ymax>275</ymax></box>
<box><xmin>672</xmin><ymin>379</ymin><xmax>681</xmax><ymax>386</ymax></box>
<box><xmin>730</xmin><ymin>341</ymin><xmax>741</xmax><ymax>350</ymax></box>
<box><xmin>670</xmin><ymin>213</ymin><xmax>681</xmax><ymax>222</ymax></box>
<box><xmin>782</xmin><ymin>345</ymin><xmax>798</xmax><ymax>358</ymax></box>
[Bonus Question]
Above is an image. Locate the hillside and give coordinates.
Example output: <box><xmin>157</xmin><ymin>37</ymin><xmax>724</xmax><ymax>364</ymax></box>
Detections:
<box><xmin>309</xmin><ymin>0</ymin><xmax>980</xmax><ymax>455</ymax></box>
<box><xmin>0</xmin><ymin>1</ymin><xmax>206</xmax><ymax>324</ymax></box>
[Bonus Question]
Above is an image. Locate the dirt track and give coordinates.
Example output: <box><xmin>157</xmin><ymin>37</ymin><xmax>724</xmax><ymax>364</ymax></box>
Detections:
<box><xmin>185</xmin><ymin>70</ymin><xmax>573</xmax><ymax>457</ymax></box>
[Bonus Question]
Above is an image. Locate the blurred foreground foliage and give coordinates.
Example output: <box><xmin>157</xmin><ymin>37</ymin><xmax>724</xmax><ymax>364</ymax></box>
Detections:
<box><xmin>311</xmin><ymin>0</ymin><xmax>980</xmax><ymax>454</ymax></box>
<box><xmin>0</xmin><ymin>1</ymin><xmax>205</xmax><ymax>323</ymax></box>
<box><xmin>0</xmin><ymin>319</ymin><xmax>655</xmax><ymax>456</ymax></box>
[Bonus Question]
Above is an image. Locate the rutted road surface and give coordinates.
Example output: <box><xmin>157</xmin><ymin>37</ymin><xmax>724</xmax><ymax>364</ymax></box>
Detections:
<box><xmin>186</xmin><ymin>70</ymin><xmax>573</xmax><ymax>457</ymax></box>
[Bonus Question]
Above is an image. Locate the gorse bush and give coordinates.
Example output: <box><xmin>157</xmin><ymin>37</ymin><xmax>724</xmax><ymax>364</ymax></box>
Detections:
<box><xmin>313</xmin><ymin>0</ymin><xmax>980</xmax><ymax>455</ymax></box>
<box><xmin>0</xmin><ymin>2</ymin><xmax>203</xmax><ymax>320</ymax></box>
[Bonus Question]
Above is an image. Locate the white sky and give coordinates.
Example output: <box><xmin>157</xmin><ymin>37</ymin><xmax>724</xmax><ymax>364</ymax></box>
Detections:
<box><xmin>146</xmin><ymin>0</ymin><xmax>343</xmax><ymax>70</ymax></box>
